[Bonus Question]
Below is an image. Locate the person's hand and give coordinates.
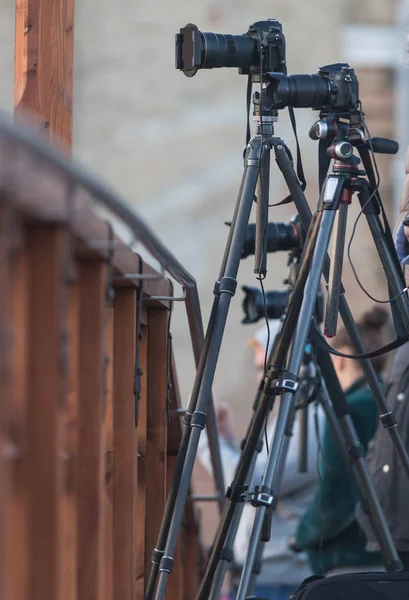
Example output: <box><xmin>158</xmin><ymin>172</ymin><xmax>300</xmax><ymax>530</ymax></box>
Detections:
<box><xmin>395</xmin><ymin>221</ymin><xmax>409</xmax><ymax>265</ymax></box>
<box><xmin>215</xmin><ymin>402</ymin><xmax>234</xmax><ymax>442</ymax></box>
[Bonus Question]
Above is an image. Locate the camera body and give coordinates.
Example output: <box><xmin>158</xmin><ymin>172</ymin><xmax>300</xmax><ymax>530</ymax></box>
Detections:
<box><xmin>266</xmin><ymin>62</ymin><xmax>360</xmax><ymax>114</ymax></box>
<box><xmin>175</xmin><ymin>20</ymin><xmax>286</xmax><ymax>78</ymax></box>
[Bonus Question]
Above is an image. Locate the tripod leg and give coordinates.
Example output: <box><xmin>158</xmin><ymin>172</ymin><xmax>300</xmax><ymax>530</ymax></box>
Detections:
<box><xmin>275</xmin><ymin>143</ymin><xmax>409</xmax><ymax>482</ymax></box>
<box><xmin>317</xmin><ymin>348</ymin><xmax>402</xmax><ymax>572</ymax></box>
<box><xmin>208</xmin><ymin>393</ymin><xmax>270</xmax><ymax>600</ymax></box>
<box><xmin>325</xmin><ymin>201</ymin><xmax>348</xmax><ymax>337</ymax></box>
<box><xmin>236</xmin><ymin>208</ymin><xmax>337</xmax><ymax>600</ymax></box>
<box><xmin>145</xmin><ymin>166</ymin><xmax>251</xmax><ymax>599</ymax></box>
<box><xmin>359</xmin><ymin>185</ymin><xmax>409</xmax><ymax>335</ymax></box>
<box><xmin>196</xmin><ymin>212</ymin><xmax>322</xmax><ymax>600</ymax></box>
<box><xmin>254</xmin><ymin>150</ymin><xmax>270</xmax><ymax>277</ymax></box>
<box><xmin>153</xmin><ymin>138</ymin><xmax>263</xmax><ymax>600</ymax></box>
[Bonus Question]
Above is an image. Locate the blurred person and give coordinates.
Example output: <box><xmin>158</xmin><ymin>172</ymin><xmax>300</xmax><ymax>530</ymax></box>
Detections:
<box><xmin>198</xmin><ymin>320</ymin><xmax>322</xmax><ymax>600</ymax></box>
<box><xmin>293</xmin><ymin>306</ymin><xmax>390</xmax><ymax>576</ymax></box>
<box><xmin>356</xmin><ymin>146</ymin><xmax>409</xmax><ymax>570</ymax></box>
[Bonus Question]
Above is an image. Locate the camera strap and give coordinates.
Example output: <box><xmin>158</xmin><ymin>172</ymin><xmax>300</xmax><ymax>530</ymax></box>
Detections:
<box><xmin>310</xmin><ymin>321</ymin><xmax>409</xmax><ymax>360</ymax></box>
<box><xmin>318</xmin><ymin>138</ymin><xmax>331</xmax><ymax>191</ymax></box>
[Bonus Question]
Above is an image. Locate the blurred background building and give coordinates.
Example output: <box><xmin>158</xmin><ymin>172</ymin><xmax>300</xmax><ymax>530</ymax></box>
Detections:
<box><xmin>1</xmin><ymin>0</ymin><xmax>409</xmax><ymax>547</ymax></box>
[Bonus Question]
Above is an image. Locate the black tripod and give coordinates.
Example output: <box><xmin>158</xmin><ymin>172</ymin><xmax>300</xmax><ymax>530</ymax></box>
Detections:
<box><xmin>197</xmin><ymin>115</ymin><xmax>409</xmax><ymax>600</ymax></box>
<box><xmin>233</xmin><ymin>119</ymin><xmax>409</xmax><ymax>599</ymax></box>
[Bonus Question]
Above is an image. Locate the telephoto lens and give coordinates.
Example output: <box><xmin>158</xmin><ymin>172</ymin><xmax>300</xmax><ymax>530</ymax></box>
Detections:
<box><xmin>241</xmin><ymin>221</ymin><xmax>300</xmax><ymax>258</ymax></box>
<box><xmin>241</xmin><ymin>286</ymin><xmax>288</xmax><ymax>324</ymax></box>
<box><xmin>175</xmin><ymin>20</ymin><xmax>285</xmax><ymax>77</ymax></box>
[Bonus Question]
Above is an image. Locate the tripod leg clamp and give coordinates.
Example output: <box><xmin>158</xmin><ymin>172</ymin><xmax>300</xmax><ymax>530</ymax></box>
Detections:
<box><xmin>159</xmin><ymin>555</ymin><xmax>174</xmax><ymax>574</ymax></box>
<box><xmin>275</xmin><ymin>371</ymin><xmax>299</xmax><ymax>394</ymax></box>
<box><xmin>248</xmin><ymin>485</ymin><xmax>276</xmax><ymax>510</ymax></box>
<box><xmin>151</xmin><ymin>547</ymin><xmax>164</xmax><ymax>565</ymax></box>
<box><xmin>380</xmin><ymin>411</ymin><xmax>397</xmax><ymax>430</ymax></box>
<box><xmin>248</xmin><ymin>485</ymin><xmax>277</xmax><ymax>543</ymax></box>
<box><xmin>226</xmin><ymin>483</ymin><xmax>248</xmax><ymax>503</ymax></box>
<box><xmin>190</xmin><ymin>411</ymin><xmax>207</xmax><ymax>430</ymax></box>
<box><xmin>348</xmin><ymin>443</ymin><xmax>365</xmax><ymax>461</ymax></box>
<box><xmin>219</xmin><ymin>276</ymin><xmax>237</xmax><ymax>297</ymax></box>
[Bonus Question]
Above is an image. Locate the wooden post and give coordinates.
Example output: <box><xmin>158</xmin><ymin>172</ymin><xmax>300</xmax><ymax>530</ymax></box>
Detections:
<box><xmin>112</xmin><ymin>289</ymin><xmax>137</xmax><ymax>600</ymax></box>
<box><xmin>144</xmin><ymin>308</ymin><xmax>170</xmax><ymax>590</ymax></box>
<box><xmin>77</xmin><ymin>261</ymin><xmax>107</xmax><ymax>600</ymax></box>
<box><xmin>14</xmin><ymin>0</ymin><xmax>74</xmax><ymax>151</ymax></box>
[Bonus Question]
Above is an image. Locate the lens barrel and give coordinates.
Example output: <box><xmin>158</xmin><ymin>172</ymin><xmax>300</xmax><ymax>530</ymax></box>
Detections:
<box><xmin>200</xmin><ymin>32</ymin><xmax>257</xmax><ymax>69</ymax></box>
<box><xmin>267</xmin><ymin>73</ymin><xmax>330</xmax><ymax>109</ymax></box>
<box><xmin>242</xmin><ymin>286</ymin><xmax>288</xmax><ymax>324</ymax></box>
<box><xmin>242</xmin><ymin>222</ymin><xmax>298</xmax><ymax>258</ymax></box>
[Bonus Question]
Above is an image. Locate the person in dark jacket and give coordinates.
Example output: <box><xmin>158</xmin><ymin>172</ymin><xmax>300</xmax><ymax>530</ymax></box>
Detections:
<box><xmin>293</xmin><ymin>306</ymin><xmax>390</xmax><ymax>576</ymax></box>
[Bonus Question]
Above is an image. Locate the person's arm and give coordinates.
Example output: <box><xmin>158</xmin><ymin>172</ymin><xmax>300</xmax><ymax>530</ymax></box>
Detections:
<box><xmin>295</xmin><ymin>392</ymin><xmax>378</xmax><ymax>551</ymax></box>
<box><xmin>294</xmin><ymin>417</ymin><xmax>356</xmax><ymax>550</ymax></box>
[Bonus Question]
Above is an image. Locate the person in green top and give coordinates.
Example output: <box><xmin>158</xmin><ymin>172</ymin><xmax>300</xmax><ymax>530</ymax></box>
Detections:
<box><xmin>292</xmin><ymin>306</ymin><xmax>391</xmax><ymax>576</ymax></box>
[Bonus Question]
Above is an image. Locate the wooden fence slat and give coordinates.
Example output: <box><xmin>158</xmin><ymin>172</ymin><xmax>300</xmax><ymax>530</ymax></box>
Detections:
<box><xmin>112</xmin><ymin>288</ymin><xmax>137</xmax><ymax>600</ymax></box>
<box><xmin>77</xmin><ymin>261</ymin><xmax>107</xmax><ymax>600</ymax></box>
<box><xmin>60</xmin><ymin>281</ymin><xmax>80</xmax><ymax>600</ymax></box>
<box><xmin>26</xmin><ymin>226</ymin><xmax>67</xmax><ymax>600</ymax></box>
<box><xmin>0</xmin><ymin>208</ymin><xmax>13</xmax><ymax>600</ymax></box>
<box><xmin>136</xmin><ymin>324</ymin><xmax>148</xmax><ymax>600</ymax></box>
<box><xmin>6</xmin><ymin>226</ymin><xmax>29</xmax><ymax>600</ymax></box>
<box><xmin>144</xmin><ymin>308</ymin><xmax>170</xmax><ymax>590</ymax></box>
<box><xmin>183</xmin><ymin>517</ymin><xmax>200</xmax><ymax>599</ymax></box>
<box><xmin>166</xmin><ymin>455</ymin><xmax>184</xmax><ymax>600</ymax></box>
<box><xmin>104</xmin><ymin>308</ymin><xmax>115</xmax><ymax>600</ymax></box>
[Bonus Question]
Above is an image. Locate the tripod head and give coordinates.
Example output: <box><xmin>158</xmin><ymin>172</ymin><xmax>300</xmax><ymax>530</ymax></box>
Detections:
<box><xmin>309</xmin><ymin>112</ymin><xmax>399</xmax><ymax>159</ymax></box>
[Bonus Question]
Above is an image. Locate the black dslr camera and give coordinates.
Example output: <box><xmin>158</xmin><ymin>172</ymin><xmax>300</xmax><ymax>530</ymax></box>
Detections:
<box><xmin>175</xmin><ymin>19</ymin><xmax>286</xmax><ymax>78</ymax></box>
<box><xmin>266</xmin><ymin>62</ymin><xmax>360</xmax><ymax>114</ymax></box>
<box><xmin>175</xmin><ymin>21</ymin><xmax>359</xmax><ymax>115</ymax></box>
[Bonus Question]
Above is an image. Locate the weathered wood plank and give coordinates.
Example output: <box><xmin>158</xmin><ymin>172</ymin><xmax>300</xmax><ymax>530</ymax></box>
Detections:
<box><xmin>26</xmin><ymin>225</ymin><xmax>67</xmax><ymax>600</ymax></box>
<box><xmin>60</xmin><ymin>280</ymin><xmax>79</xmax><ymax>600</ymax></box>
<box><xmin>113</xmin><ymin>288</ymin><xmax>137</xmax><ymax>600</ymax></box>
<box><xmin>6</xmin><ymin>219</ymin><xmax>29</xmax><ymax>600</ymax></box>
<box><xmin>136</xmin><ymin>324</ymin><xmax>148</xmax><ymax>600</ymax></box>
<box><xmin>77</xmin><ymin>261</ymin><xmax>107</xmax><ymax>600</ymax></box>
<box><xmin>144</xmin><ymin>309</ymin><xmax>170</xmax><ymax>590</ymax></box>
<box><xmin>104</xmin><ymin>307</ymin><xmax>115</xmax><ymax>600</ymax></box>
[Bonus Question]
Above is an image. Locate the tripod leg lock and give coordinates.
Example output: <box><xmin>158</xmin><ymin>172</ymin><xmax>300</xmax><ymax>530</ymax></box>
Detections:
<box><xmin>380</xmin><ymin>411</ymin><xmax>397</xmax><ymax>430</ymax></box>
<box><xmin>275</xmin><ymin>371</ymin><xmax>299</xmax><ymax>394</ymax></box>
<box><xmin>190</xmin><ymin>411</ymin><xmax>207</xmax><ymax>430</ymax></box>
<box><xmin>151</xmin><ymin>547</ymin><xmax>165</xmax><ymax>565</ymax></box>
<box><xmin>158</xmin><ymin>555</ymin><xmax>174</xmax><ymax>575</ymax></box>
<box><xmin>347</xmin><ymin>443</ymin><xmax>365</xmax><ymax>462</ymax></box>
<box><xmin>240</xmin><ymin>436</ymin><xmax>263</xmax><ymax>453</ymax></box>
<box><xmin>220</xmin><ymin>546</ymin><xmax>234</xmax><ymax>563</ymax></box>
<box><xmin>226</xmin><ymin>483</ymin><xmax>248</xmax><ymax>503</ymax></box>
<box><xmin>219</xmin><ymin>276</ymin><xmax>238</xmax><ymax>297</ymax></box>
<box><xmin>248</xmin><ymin>485</ymin><xmax>276</xmax><ymax>510</ymax></box>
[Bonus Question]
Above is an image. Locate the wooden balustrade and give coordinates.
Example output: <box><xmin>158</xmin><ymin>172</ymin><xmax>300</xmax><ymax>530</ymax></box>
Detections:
<box><xmin>0</xmin><ymin>138</ymin><xmax>204</xmax><ymax>600</ymax></box>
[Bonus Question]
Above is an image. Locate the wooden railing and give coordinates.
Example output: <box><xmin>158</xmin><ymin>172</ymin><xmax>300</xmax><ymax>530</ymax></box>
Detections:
<box><xmin>0</xmin><ymin>118</ymin><xmax>208</xmax><ymax>600</ymax></box>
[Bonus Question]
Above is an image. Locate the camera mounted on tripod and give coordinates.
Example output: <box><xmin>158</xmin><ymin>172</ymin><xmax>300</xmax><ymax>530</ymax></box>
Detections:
<box><xmin>175</xmin><ymin>20</ymin><xmax>286</xmax><ymax>79</ymax></box>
